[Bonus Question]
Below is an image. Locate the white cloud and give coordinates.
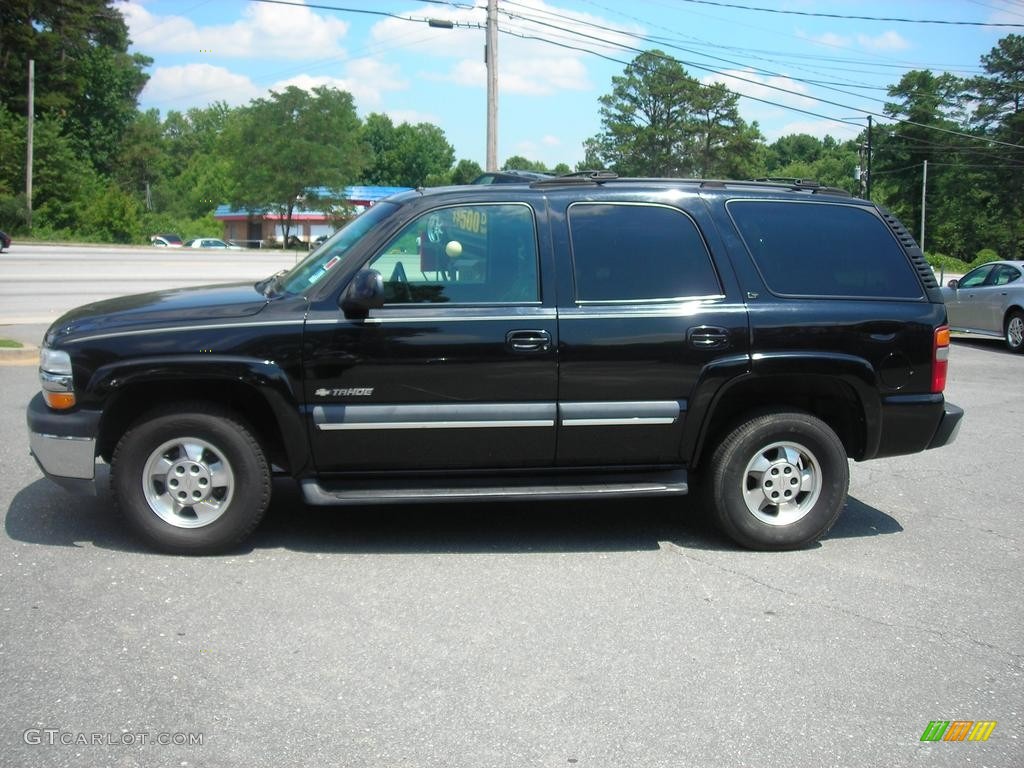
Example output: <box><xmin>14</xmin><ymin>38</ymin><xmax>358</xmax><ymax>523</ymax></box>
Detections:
<box><xmin>769</xmin><ymin>119</ymin><xmax>861</xmax><ymax>143</ymax></box>
<box><xmin>117</xmin><ymin>0</ymin><xmax>349</xmax><ymax>59</ymax></box>
<box><xmin>704</xmin><ymin>69</ymin><xmax>818</xmax><ymax>113</ymax></box>
<box><xmin>857</xmin><ymin>31</ymin><xmax>910</xmax><ymax>52</ymax></box>
<box><xmin>798</xmin><ymin>30</ymin><xmax>851</xmax><ymax>49</ymax></box>
<box><xmin>386</xmin><ymin>109</ymin><xmax>443</xmax><ymax>126</ymax></box>
<box><xmin>542</xmin><ymin>135</ymin><xmax>561</xmax><ymax>146</ymax></box>
<box><xmin>143</xmin><ymin>64</ymin><xmax>261</xmax><ymax>107</ymax></box>
<box><xmin>798</xmin><ymin>27</ymin><xmax>909</xmax><ymax>53</ymax></box>
<box><xmin>371</xmin><ymin>0</ymin><xmax>638</xmax><ymax>96</ymax></box>
<box><xmin>272</xmin><ymin>60</ymin><xmax>407</xmax><ymax>110</ymax></box>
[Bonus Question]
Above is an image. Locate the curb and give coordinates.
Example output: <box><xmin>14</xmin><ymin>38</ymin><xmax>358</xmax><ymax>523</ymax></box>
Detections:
<box><xmin>0</xmin><ymin>345</ymin><xmax>38</xmax><ymax>365</ymax></box>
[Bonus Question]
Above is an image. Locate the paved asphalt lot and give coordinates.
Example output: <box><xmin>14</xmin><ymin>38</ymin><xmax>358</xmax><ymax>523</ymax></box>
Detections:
<box><xmin>1</xmin><ymin>338</ymin><xmax>1020</xmax><ymax>768</ymax></box>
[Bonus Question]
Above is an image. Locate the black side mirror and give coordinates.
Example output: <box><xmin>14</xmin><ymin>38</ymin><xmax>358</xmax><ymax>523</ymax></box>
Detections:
<box><xmin>341</xmin><ymin>269</ymin><xmax>385</xmax><ymax>318</ymax></box>
<box><xmin>947</xmin><ymin>279</ymin><xmax>959</xmax><ymax>289</ymax></box>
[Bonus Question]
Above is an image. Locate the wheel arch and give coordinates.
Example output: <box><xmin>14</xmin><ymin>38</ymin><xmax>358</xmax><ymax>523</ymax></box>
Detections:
<box><xmin>1003</xmin><ymin>303</ymin><xmax>1024</xmax><ymax>327</ymax></box>
<box><xmin>686</xmin><ymin>367</ymin><xmax>876</xmax><ymax>472</ymax></box>
<box><xmin>92</xmin><ymin>357</ymin><xmax>309</xmax><ymax>474</ymax></box>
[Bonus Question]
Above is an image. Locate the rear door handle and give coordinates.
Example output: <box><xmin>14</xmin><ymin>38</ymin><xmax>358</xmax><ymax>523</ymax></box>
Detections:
<box><xmin>506</xmin><ymin>329</ymin><xmax>551</xmax><ymax>352</ymax></box>
<box><xmin>687</xmin><ymin>326</ymin><xmax>730</xmax><ymax>350</ymax></box>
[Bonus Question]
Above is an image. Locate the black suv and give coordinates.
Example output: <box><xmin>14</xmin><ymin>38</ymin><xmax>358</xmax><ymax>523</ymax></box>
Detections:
<box><xmin>26</xmin><ymin>175</ymin><xmax>962</xmax><ymax>553</ymax></box>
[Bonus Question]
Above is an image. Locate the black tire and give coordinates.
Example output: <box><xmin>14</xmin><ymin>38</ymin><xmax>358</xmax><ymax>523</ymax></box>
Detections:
<box><xmin>110</xmin><ymin>404</ymin><xmax>271</xmax><ymax>554</ymax></box>
<box><xmin>706</xmin><ymin>411</ymin><xmax>849</xmax><ymax>550</ymax></box>
<box><xmin>1005</xmin><ymin>309</ymin><xmax>1024</xmax><ymax>353</ymax></box>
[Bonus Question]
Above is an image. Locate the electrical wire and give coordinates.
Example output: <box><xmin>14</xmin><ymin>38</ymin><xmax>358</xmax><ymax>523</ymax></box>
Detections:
<box><xmin>670</xmin><ymin>0</ymin><xmax>1024</xmax><ymax>27</ymax></box>
<box><xmin>498</xmin><ymin>3</ymin><xmax>1024</xmax><ymax>150</ymax></box>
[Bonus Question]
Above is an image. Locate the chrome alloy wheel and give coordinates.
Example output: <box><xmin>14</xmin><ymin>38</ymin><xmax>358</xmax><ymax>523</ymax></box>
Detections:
<box><xmin>1007</xmin><ymin>315</ymin><xmax>1024</xmax><ymax>350</ymax></box>
<box><xmin>141</xmin><ymin>437</ymin><xmax>235</xmax><ymax>528</ymax></box>
<box><xmin>741</xmin><ymin>441</ymin><xmax>822</xmax><ymax>526</ymax></box>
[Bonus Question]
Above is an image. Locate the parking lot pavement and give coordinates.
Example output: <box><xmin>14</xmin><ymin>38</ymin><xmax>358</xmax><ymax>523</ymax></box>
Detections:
<box><xmin>1</xmin><ymin>340</ymin><xmax>1021</xmax><ymax>768</ymax></box>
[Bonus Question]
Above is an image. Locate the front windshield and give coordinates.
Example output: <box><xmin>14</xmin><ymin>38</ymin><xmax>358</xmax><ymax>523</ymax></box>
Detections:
<box><xmin>276</xmin><ymin>201</ymin><xmax>399</xmax><ymax>295</ymax></box>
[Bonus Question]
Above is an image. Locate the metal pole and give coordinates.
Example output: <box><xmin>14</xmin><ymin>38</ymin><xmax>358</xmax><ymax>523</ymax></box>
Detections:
<box><xmin>920</xmin><ymin>159</ymin><xmax>928</xmax><ymax>253</ymax></box>
<box><xmin>486</xmin><ymin>0</ymin><xmax>498</xmax><ymax>171</ymax></box>
<box><xmin>26</xmin><ymin>59</ymin><xmax>34</xmax><ymax>232</ymax></box>
<box><xmin>866</xmin><ymin>115</ymin><xmax>872</xmax><ymax>200</ymax></box>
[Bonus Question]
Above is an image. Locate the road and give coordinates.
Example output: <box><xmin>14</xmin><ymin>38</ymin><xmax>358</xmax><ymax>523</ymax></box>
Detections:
<box><xmin>0</xmin><ymin>263</ymin><xmax>1021</xmax><ymax>768</ymax></box>
<box><xmin>0</xmin><ymin>243</ymin><xmax>300</xmax><ymax>325</ymax></box>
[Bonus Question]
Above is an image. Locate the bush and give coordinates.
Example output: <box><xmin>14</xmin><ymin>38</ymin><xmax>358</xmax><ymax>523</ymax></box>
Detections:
<box><xmin>925</xmin><ymin>252</ymin><xmax>970</xmax><ymax>274</ymax></box>
<box><xmin>973</xmin><ymin>248</ymin><xmax>999</xmax><ymax>266</ymax></box>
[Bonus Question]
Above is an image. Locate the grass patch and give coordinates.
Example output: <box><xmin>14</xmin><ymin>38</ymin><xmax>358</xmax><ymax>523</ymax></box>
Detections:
<box><xmin>0</xmin><ymin>338</ymin><xmax>24</xmax><ymax>349</ymax></box>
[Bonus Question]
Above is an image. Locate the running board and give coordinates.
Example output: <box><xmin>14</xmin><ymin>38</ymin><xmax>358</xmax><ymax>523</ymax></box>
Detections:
<box><xmin>300</xmin><ymin>470</ymin><xmax>689</xmax><ymax>506</ymax></box>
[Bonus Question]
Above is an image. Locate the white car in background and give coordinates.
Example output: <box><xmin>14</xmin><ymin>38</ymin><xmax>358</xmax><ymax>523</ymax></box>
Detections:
<box><xmin>184</xmin><ymin>238</ymin><xmax>243</xmax><ymax>250</ymax></box>
<box><xmin>942</xmin><ymin>260</ymin><xmax>1024</xmax><ymax>352</ymax></box>
<box><xmin>150</xmin><ymin>233</ymin><xmax>183</xmax><ymax>247</ymax></box>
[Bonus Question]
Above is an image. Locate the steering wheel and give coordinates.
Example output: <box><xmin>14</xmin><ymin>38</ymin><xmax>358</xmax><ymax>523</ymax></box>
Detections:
<box><xmin>389</xmin><ymin>261</ymin><xmax>412</xmax><ymax>302</ymax></box>
<box><xmin>425</xmin><ymin>214</ymin><xmax>444</xmax><ymax>243</ymax></box>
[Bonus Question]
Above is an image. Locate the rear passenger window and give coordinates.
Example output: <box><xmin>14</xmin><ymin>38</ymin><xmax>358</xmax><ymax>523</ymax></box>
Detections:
<box><xmin>568</xmin><ymin>203</ymin><xmax>721</xmax><ymax>302</ymax></box>
<box><xmin>728</xmin><ymin>201</ymin><xmax>923</xmax><ymax>299</ymax></box>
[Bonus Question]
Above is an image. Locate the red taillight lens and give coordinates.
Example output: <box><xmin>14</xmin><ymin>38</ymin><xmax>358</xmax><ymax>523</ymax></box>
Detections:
<box><xmin>932</xmin><ymin>325</ymin><xmax>950</xmax><ymax>393</ymax></box>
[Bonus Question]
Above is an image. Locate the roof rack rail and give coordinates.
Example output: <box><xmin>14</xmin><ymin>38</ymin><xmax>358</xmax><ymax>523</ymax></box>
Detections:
<box><xmin>531</xmin><ymin>170</ymin><xmax>618</xmax><ymax>187</ymax></box>
<box><xmin>751</xmin><ymin>177</ymin><xmax>852</xmax><ymax>196</ymax></box>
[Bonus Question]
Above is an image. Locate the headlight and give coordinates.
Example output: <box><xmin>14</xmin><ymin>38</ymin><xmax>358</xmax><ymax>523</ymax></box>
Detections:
<box><xmin>40</xmin><ymin>347</ymin><xmax>72</xmax><ymax>375</ymax></box>
<box><xmin>39</xmin><ymin>348</ymin><xmax>76</xmax><ymax>409</ymax></box>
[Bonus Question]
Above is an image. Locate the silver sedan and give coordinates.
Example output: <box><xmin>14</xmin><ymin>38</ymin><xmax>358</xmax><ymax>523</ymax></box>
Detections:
<box><xmin>942</xmin><ymin>260</ymin><xmax>1024</xmax><ymax>352</ymax></box>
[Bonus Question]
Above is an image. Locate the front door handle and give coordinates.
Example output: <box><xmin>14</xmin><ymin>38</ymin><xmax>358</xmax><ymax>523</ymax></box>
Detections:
<box><xmin>506</xmin><ymin>329</ymin><xmax>551</xmax><ymax>352</ymax></box>
<box><xmin>687</xmin><ymin>326</ymin><xmax>730</xmax><ymax>350</ymax></box>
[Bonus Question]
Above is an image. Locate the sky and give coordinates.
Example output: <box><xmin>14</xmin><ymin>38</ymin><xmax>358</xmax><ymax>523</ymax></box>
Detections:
<box><xmin>116</xmin><ymin>0</ymin><xmax>1024</xmax><ymax>169</ymax></box>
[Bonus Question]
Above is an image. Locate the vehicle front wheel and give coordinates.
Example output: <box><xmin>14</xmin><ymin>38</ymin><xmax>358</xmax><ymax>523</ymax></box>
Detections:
<box><xmin>110</xmin><ymin>404</ymin><xmax>271</xmax><ymax>554</ymax></box>
<box><xmin>706</xmin><ymin>411</ymin><xmax>849</xmax><ymax>550</ymax></box>
<box><xmin>1005</xmin><ymin>310</ymin><xmax>1024</xmax><ymax>353</ymax></box>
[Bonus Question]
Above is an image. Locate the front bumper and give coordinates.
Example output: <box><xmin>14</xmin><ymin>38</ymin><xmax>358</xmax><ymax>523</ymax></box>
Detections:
<box><xmin>25</xmin><ymin>392</ymin><xmax>101</xmax><ymax>495</ymax></box>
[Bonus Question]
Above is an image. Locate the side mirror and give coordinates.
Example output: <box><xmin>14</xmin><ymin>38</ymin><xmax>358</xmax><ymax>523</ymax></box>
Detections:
<box><xmin>341</xmin><ymin>269</ymin><xmax>385</xmax><ymax>318</ymax></box>
<box><xmin>947</xmin><ymin>279</ymin><xmax>959</xmax><ymax>289</ymax></box>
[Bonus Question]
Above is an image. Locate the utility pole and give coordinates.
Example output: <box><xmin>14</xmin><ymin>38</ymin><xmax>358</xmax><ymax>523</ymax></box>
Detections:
<box><xmin>866</xmin><ymin>115</ymin><xmax>872</xmax><ymax>200</ymax></box>
<box><xmin>920</xmin><ymin>159</ymin><xmax>928</xmax><ymax>253</ymax></box>
<box><xmin>26</xmin><ymin>59</ymin><xmax>34</xmax><ymax>232</ymax></box>
<box><xmin>485</xmin><ymin>0</ymin><xmax>498</xmax><ymax>171</ymax></box>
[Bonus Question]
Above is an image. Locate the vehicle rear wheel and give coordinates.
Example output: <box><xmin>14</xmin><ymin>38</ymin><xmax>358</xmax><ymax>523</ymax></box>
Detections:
<box><xmin>1005</xmin><ymin>310</ymin><xmax>1024</xmax><ymax>353</ymax></box>
<box><xmin>111</xmin><ymin>404</ymin><xmax>271</xmax><ymax>554</ymax></box>
<box><xmin>706</xmin><ymin>411</ymin><xmax>849</xmax><ymax>550</ymax></box>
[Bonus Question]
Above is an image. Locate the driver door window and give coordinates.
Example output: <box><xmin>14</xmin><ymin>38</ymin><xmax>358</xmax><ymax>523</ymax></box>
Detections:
<box><xmin>364</xmin><ymin>203</ymin><xmax>540</xmax><ymax>304</ymax></box>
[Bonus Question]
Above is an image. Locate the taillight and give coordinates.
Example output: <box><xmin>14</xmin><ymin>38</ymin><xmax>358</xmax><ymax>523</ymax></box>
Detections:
<box><xmin>931</xmin><ymin>325</ymin><xmax>950</xmax><ymax>393</ymax></box>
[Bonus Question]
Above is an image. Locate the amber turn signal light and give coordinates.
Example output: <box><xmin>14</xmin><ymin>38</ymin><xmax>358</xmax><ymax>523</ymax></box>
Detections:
<box><xmin>43</xmin><ymin>391</ymin><xmax>76</xmax><ymax>410</ymax></box>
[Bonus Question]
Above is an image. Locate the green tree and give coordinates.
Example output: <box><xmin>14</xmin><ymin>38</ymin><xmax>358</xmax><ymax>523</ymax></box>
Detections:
<box><xmin>970</xmin><ymin>34</ymin><xmax>1024</xmax><ymax>257</ymax></box>
<box><xmin>585</xmin><ymin>50</ymin><xmax>762</xmax><ymax>177</ymax></box>
<box><xmin>0</xmin><ymin>0</ymin><xmax>150</xmax><ymax>174</ymax></box>
<box><xmin>501</xmin><ymin>156</ymin><xmax>549</xmax><ymax>172</ymax></box>
<box><xmin>763</xmin><ymin>134</ymin><xmax>859</xmax><ymax>193</ymax></box>
<box><xmin>451</xmin><ymin>158</ymin><xmax>484</xmax><ymax>184</ymax></box>
<box><xmin>877</xmin><ymin>70</ymin><xmax>965</xmax><ymax>249</ymax></box>
<box><xmin>362</xmin><ymin>113</ymin><xmax>455</xmax><ymax>187</ymax></box>
<box><xmin>0</xmin><ymin>104</ymin><xmax>105</xmax><ymax>234</ymax></box>
<box><xmin>224</xmin><ymin>86</ymin><xmax>365</xmax><ymax>243</ymax></box>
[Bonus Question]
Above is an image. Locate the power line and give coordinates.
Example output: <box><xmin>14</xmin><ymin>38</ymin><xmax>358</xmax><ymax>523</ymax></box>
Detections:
<box><xmin>501</xmin><ymin>0</ymin><xmax>885</xmax><ymax>110</ymax></box>
<box><xmin>499</xmin><ymin>3</ymin><xmax>1024</xmax><ymax>151</ymax></box>
<box><xmin>672</xmin><ymin>0</ymin><xmax>1024</xmax><ymax>27</ymax></box>
<box><xmin>578</xmin><ymin>0</ymin><xmax>985</xmax><ymax>75</ymax></box>
<box><xmin>497</xmin><ymin>27</ymin><xmax>864</xmax><ymax>130</ymax></box>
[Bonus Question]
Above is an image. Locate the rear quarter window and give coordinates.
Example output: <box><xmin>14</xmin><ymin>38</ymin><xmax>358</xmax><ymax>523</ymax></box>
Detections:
<box><xmin>727</xmin><ymin>200</ymin><xmax>924</xmax><ymax>299</ymax></box>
